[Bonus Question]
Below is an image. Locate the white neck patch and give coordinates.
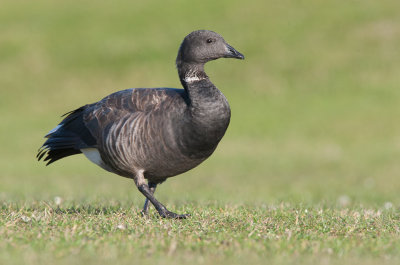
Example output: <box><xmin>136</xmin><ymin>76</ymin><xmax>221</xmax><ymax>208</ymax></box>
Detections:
<box><xmin>184</xmin><ymin>75</ymin><xmax>203</xmax><ymax>83</ymax></box>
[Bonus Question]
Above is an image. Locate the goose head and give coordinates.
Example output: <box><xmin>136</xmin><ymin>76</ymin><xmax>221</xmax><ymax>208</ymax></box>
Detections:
<box><xmin>176</xmin><ymin>30</ymin><xmax>244</xmax><ymax>66</ymax></box>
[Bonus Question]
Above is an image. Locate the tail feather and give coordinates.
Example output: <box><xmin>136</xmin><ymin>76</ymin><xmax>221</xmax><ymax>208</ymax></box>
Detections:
<box><xmin>38</xmin><ymin>105</ymin><xmax>96</xmax><ymax>165</ymax></box>
<box><xmin>43</xmin><ymin>149</ymin><xmax>81</xmax><ymax>165</ymax></box>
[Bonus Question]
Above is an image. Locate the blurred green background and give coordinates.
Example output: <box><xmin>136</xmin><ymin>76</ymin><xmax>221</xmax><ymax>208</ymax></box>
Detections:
<box><xmin>1</xmin><ymin>0</ymin><xmax>400</xmax><ymax>207</ymax></box>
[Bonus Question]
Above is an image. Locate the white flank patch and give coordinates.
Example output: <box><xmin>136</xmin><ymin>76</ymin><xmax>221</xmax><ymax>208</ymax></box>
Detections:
<box><xmin>81</xmin><ymin>148</ymin><xmax>104</xmax><ymax>167</ymax></box>
<box><xmin>45</xmin><ymin>124</ymin><xmax>62</xmax><ymax>138</ymax></box>
<box><xmin>184</xmin><ymin>75</ymin><xmax>202</xmax><ymax>83</ymax></box>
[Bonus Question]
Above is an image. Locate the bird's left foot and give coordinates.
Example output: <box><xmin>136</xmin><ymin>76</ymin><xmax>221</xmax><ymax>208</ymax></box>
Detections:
<box><xmin>160</xmin><ymin>210</ymin><xmax>190</xmax><ymax>219</ymax></box>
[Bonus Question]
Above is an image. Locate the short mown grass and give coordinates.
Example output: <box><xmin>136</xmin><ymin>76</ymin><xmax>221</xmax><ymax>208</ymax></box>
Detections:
<box><xmin>1</xmin><ymin>201</ymin><xmax>400</xmax><ymax>265</ymax></box>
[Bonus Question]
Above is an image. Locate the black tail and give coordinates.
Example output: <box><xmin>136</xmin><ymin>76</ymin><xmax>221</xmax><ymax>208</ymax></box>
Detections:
<box><xmin>37</xmin><ymin>105</ymin><xmax>96</xmax><ymax>165</ymax></box>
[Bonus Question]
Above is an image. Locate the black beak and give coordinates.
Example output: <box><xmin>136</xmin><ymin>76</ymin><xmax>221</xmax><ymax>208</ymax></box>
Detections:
<box><xmin>225</xmin><ymin>43</ymin><xmax>245</xmax><ymax>60</ymax></box>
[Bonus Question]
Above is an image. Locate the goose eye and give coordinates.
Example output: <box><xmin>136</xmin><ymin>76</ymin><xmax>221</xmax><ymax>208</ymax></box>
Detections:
<box><xmin>206</xmin><ymin>38</ymin><xmax>213</xmax><ymax>44</ymax></box>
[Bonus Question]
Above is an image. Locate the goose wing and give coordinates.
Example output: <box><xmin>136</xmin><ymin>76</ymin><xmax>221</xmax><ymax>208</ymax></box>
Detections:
<box><xmin>38</xmin><ymin>88</ymin><xmax>187</xmax><ymax>169</ymax></box>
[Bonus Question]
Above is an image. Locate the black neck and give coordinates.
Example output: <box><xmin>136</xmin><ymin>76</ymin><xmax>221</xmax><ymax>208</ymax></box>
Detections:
<box><xmin>176</xmin><ymin>61</ymin><xmax>222</xmax><ymax>112</ymax></box>
<box><xmin>176</xmin><ymin>61</ymin><xmax>208</xmax><ymax>88</ymax></box>
<box><xmin>175</xmin><ymin>60</ymin><xmax>231</xmax><ymax>158</ymax></box>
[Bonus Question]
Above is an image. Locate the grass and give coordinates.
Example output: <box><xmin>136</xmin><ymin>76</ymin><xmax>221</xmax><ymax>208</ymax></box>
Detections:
<box><xmin>2</xmin><ymin>201</ymin><xmax>400</xmax><ymax>265</ymax></box>
<box><xmin>1</xmin><ymin>0</ymin><xmax>400</xmax><ymax>264</ymax></box>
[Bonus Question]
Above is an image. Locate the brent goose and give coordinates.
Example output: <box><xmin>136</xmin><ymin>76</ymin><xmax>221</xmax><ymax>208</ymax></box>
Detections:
<box><xmin>38</xmin><ymin>30</ymin><xmax>244</xmax><ymax>218</ymax></box>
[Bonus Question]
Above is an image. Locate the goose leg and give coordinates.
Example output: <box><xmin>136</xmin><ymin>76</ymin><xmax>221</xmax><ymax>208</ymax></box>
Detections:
<box><xmin>141</xmin><ymin>182</ymin><xmax>157</xmax><ymax>215</ymax></box>
<box><xmin>137</xmin><ymin>183</ymin><xmax>189</xmax><ymax>219</ymax></box>
<box><xmin>134</xmin><ymin>171</ymin><xmax>189</xmax><ymax>219</ymax></box>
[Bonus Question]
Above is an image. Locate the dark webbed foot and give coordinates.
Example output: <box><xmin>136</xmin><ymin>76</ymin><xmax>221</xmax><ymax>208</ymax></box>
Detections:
<box><xmin>159</xmin><ymin>210</ymin><xmax>190</xmax><ymax>219</ymax></box>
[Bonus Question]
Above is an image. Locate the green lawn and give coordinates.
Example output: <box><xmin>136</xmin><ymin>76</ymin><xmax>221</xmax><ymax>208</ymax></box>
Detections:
<box><xmin>1</xmin><ymin>0</ymin><xmax>400</xmax><ymax>264</ymax></box>
<box><xmin>2</xmin><ymin>202</ymin><xmax>400</xmax><ymax>265</ymax></box>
